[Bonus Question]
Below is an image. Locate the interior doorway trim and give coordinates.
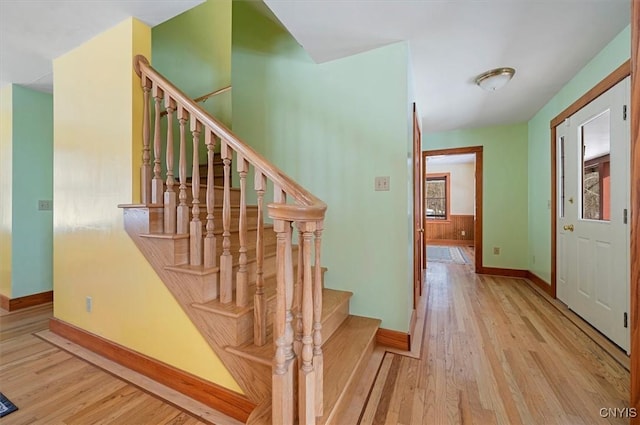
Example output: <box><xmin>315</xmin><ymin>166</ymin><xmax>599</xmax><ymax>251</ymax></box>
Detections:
<box><xmin>629</xmin><ymin>3</ymin><xmax>640</xmax><ymax>420</ymax></box>
<box><xmin>422</xmin><ymin>146</ymin><xmax>483</xmax><ymax>272</ymax></box>
<box><xmin>550</xmin><ymin>60</ymin><xmax>630</xmax><ymax>299</ymax></box>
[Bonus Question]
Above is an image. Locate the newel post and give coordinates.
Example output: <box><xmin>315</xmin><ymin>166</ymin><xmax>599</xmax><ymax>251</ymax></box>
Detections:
<box><xmin>298</xmin><ymin>220</ymin><xmax>317</xmax><ymax>425</ymax></box>
<box><xmin>273</xmin><ymin>214</ymin><xmax>297</xmax><ymax>425</ymax></box>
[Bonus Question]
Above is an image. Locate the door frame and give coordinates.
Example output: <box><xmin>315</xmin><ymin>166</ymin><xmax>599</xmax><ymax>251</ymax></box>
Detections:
<box><xmin>422</xmin><ymin>146</ymin><xmax>483</xmax><ymax>272</ymax></box>
<box><xmin>412</xmin><ymin>103</ymin><xmax>424</xmax><ymax>310</ymax></box>
<box><xmin>630</xmin><ymin>3</ymin><xmax>640</xmax><ymax>420</ymax></box>
<box><xmin>550</xmin><ymin>60</ymin><xmax>630</xmax><ymax>300</ymax></box>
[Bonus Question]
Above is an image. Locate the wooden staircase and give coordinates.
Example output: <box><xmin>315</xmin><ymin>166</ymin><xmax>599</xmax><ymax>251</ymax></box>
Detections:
<box><xmin>119</xmin><ymin>56</ymin><xmax>380</xmax><ymax>424</ymax></box>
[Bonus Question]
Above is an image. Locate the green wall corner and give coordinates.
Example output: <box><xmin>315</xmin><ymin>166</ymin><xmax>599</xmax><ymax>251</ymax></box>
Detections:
<box><xmin>232</xmin><ymin>1</ymin><xmax>413</xmax><ymax>332</ymax></box>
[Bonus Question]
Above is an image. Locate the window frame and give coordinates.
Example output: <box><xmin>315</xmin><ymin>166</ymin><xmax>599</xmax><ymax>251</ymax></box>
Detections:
<box><xmin>425</xmin><ymin>172</ymin><xmax>451</xmax><ymax>222</ymax></box>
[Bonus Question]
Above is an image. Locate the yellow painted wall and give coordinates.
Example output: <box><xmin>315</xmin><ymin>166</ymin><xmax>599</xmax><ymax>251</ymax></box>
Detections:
<box><xmin>53</xmin><ymin>17</ymin><xmax>241</xmax><ymax>393</ymax></box>
<box><xmin>0</xmin><ymin>85</ymin><xmax>12</xmax><ymax>297</ymax></box>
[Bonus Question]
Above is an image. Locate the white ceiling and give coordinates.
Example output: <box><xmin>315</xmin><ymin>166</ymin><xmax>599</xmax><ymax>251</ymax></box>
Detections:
<box><xmin>263</xmin><ymin>0</ymin><xmax>630</xmax><ymax>134</ymax></box>
<box><xmin>0</xmin><ymin>0</ymin><xmax>204</xmax><ymax>93</ymax></box>
<box><xmin>1</xmin><ymin>0</ymin><xmax>630</xmax><ymax>135</ymax></box>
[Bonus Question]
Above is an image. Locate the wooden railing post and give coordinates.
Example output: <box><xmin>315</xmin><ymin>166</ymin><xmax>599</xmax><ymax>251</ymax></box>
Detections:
<box><xmin>164</xmin><ymin>97</ymin><xmax>177</xmax><ymax>234</ymax></box>
<box><xmin>204</xmin><ymin>131</ymin><xmax>217</xmax><ymax>269</ymax></box>
<box><xmin>236</xmin><ymin>156</ymin><xmax>249</xmax><ymax>307</ymax></box>
<box><xmin>151</xmin><ymin>84</ymin><xmax>164</xmax><ymax>205</ymax></box>
<box><xmin>254</xmin><ymin>171</ymin><xmax>267</xmax><ymax>346</ymax></box>
<box><xmin>273</xmin><ymin>213</ymin><xmax>296</xmax><ymax>425</ymax></box>
<box><xmin>219</xmin><ymin>141</ymin><xmax>233</xmax><ymax>303</ymax></box>
<box><xmin>190</xmin><ymin>118</ymin><xmax>202</xmax><ymax>266</ymax></box>
<box><xmin>294</xmin><ymin>228</ymin><xmax>304</xmax><ymax>359</ymax></box>
<box><xmin>140</xmin><ymin>78</ymin><xmax>152</xmax><ymax>204</ymax></box>
<box><xmin>313</xmin><ymin>221</ymin><xmax>324</xmax><ymax>416</ymax></box>
<box><xmin>176</xmin><ymin>106</ymin><xmax>189</xmax><ymax>234</ymax></box>
<box><xmin>298</xmin><ymin>222</ymin><xmax>316</xmax><ymax>425</ymax></box>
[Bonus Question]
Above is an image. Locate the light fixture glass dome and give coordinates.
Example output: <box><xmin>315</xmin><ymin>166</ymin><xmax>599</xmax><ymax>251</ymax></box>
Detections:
<box><xmin>475</xmin><ymin>67</ymin><xmax>516</xmax><ymax>91</ymax></box>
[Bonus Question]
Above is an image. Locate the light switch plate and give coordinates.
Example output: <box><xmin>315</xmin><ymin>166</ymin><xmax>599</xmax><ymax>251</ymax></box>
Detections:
<box><xmin>38</xmin><ymin>200</ymin><xmax>53</xmax><ymax>211</ymax></box>
<box><xmin>375</xmin><ymin>176</ymin><xmax>390</xmax><ymax>191</ymax></box>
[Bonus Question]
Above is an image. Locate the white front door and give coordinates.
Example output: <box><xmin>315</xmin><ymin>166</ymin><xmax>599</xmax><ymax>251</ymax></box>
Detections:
<box><xmin>556</xmin><ymin>77</ymin><xmax>630</xmax><ymax>352</ymax></box>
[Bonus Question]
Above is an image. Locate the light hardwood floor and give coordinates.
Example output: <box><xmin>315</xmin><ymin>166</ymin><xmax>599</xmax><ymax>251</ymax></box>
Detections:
<box><xmin>0</xmin><ymin>255</ymin><xmax>631</xmax><ymax>424</ymax></box>
<box><xmin>0</xmin><ymin>303</ymin><xmax>207</xmax><ymax>425</ymax></box>
<box><xmin>359</xmin><ymin>258</ymin><xmax>630</xmax><ymax>425</ymax></box>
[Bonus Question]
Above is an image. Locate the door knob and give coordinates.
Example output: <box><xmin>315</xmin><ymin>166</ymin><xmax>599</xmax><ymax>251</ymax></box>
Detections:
<box><xmin>563</xmin><ymin>224</ymin><xmax>574</xmax><ymax>232</ymax></box>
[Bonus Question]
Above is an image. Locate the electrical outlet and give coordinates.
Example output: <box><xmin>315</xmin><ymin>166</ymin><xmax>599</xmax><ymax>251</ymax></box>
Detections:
<box><xmin>374</xmin><ymin>176</ymin><xmax>390</xmax><ymax>191</ymax></box>
<box><xmin>86</xmin><ymin>296</ymin><xmax>92</xmax><ymax>313</ymax></box>
<box><xmin>493</xmin><ymin>247</ymin><xmax>500</xmax><ymax>255</ymax></box>
<box><xmin>461</xmin><ymin>230</ymin><xmax>466</xmax><ymax>236</ymax></box>
<box><xmin>38</xmin><ymin>200</ymin><xmax>53</xmax><ymax>211</ymax></box>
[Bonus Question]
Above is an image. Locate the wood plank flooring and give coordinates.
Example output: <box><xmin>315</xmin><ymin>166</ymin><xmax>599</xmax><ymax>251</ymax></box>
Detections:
<box><xmin>360</xmin><ymin>260</ymin><xmax>630</xmax><ymax>425</ymax></box>
<box><xmin>0</xmin><ymin>304</ymin><xmax>208</xmax><ymax>425</ymax></box>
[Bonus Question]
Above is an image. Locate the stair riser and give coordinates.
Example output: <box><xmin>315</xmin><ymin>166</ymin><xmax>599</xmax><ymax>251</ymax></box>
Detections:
<box><xmin>197</xmin><ymin>229</ymin><xmax>277</xmax><ymax>267</ymax></box>
<box><xmin>180</xmin><ymin>185</ymin><xmax>242</xmax><ymax>207</ymax></box>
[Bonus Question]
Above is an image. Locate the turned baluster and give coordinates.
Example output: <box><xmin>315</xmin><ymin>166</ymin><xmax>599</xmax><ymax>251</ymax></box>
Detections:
<box><xmin>219</xmin><ymin>141</ymin><xmax>233</xmax><ymax>303</ymax></box>
<box><xmin>279</xmin><ymin>192</ymin><xmax>295</xmax><ymax>366</ymax></box>
<box><xmin>254</xmin><ymin>171</ymin><xmax>267</xmax><ymax>346</ymax></box>
<box><xmin>236</xmin><ymin>156</ymin><xmax>249</xmax><ymax>307</ymax></box>
<box><xmin>313</xmin><ymin>222</ymin><xmax>324</xmax><ymax>416</ymax></box>
<box><xmin>294</xmin><ymin>229</ymin><xmax>304</xmax><ymax>359</ymax></box>
<box><xmin>176</xmin><ymin>107</ymin><xmax>189</xmax><ymax>234</ymax></box>
<box><xmin>164</xmin><ymin>97</ymin><xmax>177</xmax><ymax>234</ymax></box>
<box><xmin>140</xmin><ymin>78</ymin><xmax>151</xmax><ymax>204</ymax></box>
<box><xmin>189</xmin><ymin>118</ymin><xmax>202</xmax><ymax>266</ymax></box>
<box><xmin>273</xmin><ymin>206</ymin><xmax>296</xmax><ymax>424</ymax></box>
<box><xmin>298</xmin><ymin>222</ymin><xmax>316</xmax><ymax>425</ymax></box>
<box><xmin>204</xmin><ymin>131</ymin><xmax>217</xmax><ymax>269</ymax></box>
<box><xmin>151</xmin><ymin>84</ymin><xmax>164</xmax><ymax>205</ymax></box>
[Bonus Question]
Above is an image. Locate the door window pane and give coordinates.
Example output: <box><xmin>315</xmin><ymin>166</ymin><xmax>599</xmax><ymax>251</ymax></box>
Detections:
<box><xmin>580</xmin><ymin>110</ymin><xmax>610</xmax><ymax>221</ymax></box>
<box><xmin>559</xmin><ymin>136</ymin><xmax>565</xmax><ymax>218</ymax></box>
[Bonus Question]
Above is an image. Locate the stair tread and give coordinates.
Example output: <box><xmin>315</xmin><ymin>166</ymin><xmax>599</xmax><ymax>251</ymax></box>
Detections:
<box><xmin>320</xmin><ymin>315</ymin><xmax>380</xmax><ymax>425</ymax></box>
<box><xmin>225</xmin><ymin>288</ymin><xmax>353</xmax><ymax>365</ymax></box>
<box><xmin>191</xmin><ymin>276</ymin><xmax>278</xmax><ymax>318</ymax></box>
<box><xmin>245</xmin><ymin>315</ymin><xmax>380</xmax><ymax>425</ymax></box>
<box><xmin>165</xmin><ymin>264</ymin><xmax>219</xmax><ymax>276</ymax></box>
<box><xmin>140</xmin><ymin>233</ymin><xmax>190</xmax><ymax>240</ymax></box>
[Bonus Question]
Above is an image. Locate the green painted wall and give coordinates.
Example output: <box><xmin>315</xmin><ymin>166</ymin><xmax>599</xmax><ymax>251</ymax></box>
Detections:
<box><xmin>152</xmin><ymin>0</ymin><xmax>232</xmax><ymax>176</ymax></box>
<box><xmin>11</xmin><ymin>85</ymin><xmax>54</xmax><ymax>297</ymax></box>
<box><xmin>232</xmin><ymin>1</ymin><xmax>414</xmax><ymax>332</ymax></box>
<box><xmin>527</xmin><ymin>25</ymin><xmax>630</xmax><ymax>283</ymax></box>
<box><xmin>152</xmin><ymin>0</ymin><xmax>231</xmax><ymax>127</ymax></box>
<box><xmin>425</xmin><ymin>123</ymin><xmax>529</xmax><ymax>269</ymax></box>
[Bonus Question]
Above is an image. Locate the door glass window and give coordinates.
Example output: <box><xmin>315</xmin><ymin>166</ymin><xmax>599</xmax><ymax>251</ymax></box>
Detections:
<box><xmin>559</xmin><ymin>136</ymin><xmax>565</xmax><ymax>218</ymax></box>
<box><xmin>580</xmin><ymin>110</ymin><xmax>610</xmax><ymax>221</ymax></box>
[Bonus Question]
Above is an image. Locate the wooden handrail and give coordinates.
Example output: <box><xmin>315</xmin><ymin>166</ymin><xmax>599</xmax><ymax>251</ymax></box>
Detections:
<box><xmin>134</xmin><ymin>55</ymin><xmax>327</xmax><ymax>221</ymax></box>
<box><xmin>160</xmin><ymin>85</ymin><xmax>231</xmax><ymax>117</ymax></box>
<box><xmin>193</xmin><ymin>86</ymin><xmax>231</xmax><ymax>103</ymax></box>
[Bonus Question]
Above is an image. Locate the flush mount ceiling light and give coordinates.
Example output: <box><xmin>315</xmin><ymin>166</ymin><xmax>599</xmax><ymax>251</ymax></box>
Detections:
<box><xmin>475</xmin><ymin>67</ymin><xmax>516</xmax><ymax>91</ymax></box>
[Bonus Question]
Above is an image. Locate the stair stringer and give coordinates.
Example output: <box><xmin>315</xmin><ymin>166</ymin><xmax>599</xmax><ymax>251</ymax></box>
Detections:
<box><xmin>121</xmin><ymin>205</ymin><xmax>271</xmax><ymax>404</ymax></box>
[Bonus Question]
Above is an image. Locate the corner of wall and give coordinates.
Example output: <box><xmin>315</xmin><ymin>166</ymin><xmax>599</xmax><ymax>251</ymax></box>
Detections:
<box><xmin>0</xmin><ymin>85</ymin><xmax>13</xmax><ymax>297</ymax></box>
<box><xmin>52</xmin><ymin>16</ymin><xmax>241</xmax><ymax>393</ymax></box>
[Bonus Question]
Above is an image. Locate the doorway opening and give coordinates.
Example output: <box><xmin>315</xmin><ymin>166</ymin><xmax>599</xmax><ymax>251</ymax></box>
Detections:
<box><xmin>422</xmin><ymin>146</ymin><xmax>483</xmax><ymax>272</ymax></box>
